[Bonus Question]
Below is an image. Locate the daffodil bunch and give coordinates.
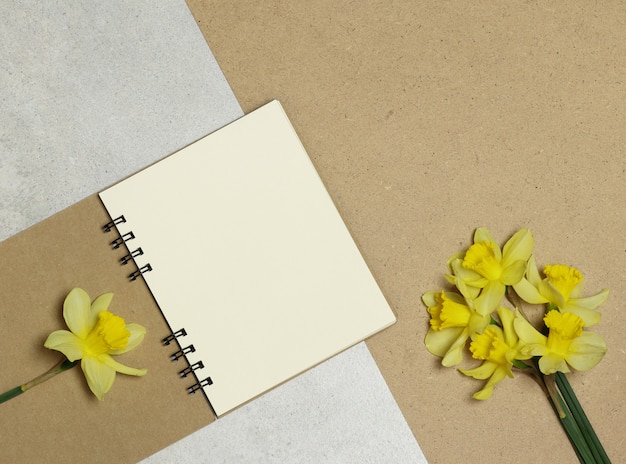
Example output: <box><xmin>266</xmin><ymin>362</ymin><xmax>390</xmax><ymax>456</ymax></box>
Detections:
<box><xmin>0</xmin><ymin>288</ymin><xmax>146</xmax><ymax>404</ymax></box>
<box><xmin>423</xmin><ymin>228</ymin><xmax>610</xmax><ymax>464</ymax></box>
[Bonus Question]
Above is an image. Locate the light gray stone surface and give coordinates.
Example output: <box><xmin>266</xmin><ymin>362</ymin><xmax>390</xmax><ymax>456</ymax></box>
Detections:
<box><xmin>0</xmin><ymin>1</ymin><xmax>426</xmax><ymax>462</ymax></box>
<box><xmin>141</xmin><ymin>342</ymin><xmax>427</xmax><ymax>464</ymax></box>
<box><xmin>0</xmin><ymin>0</ymin><xmax>242</xmax><ymax>241</ymax></box>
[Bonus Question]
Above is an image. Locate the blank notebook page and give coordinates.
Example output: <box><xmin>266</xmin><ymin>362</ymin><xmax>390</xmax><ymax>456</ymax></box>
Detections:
<box><xmin>99</xmin><ymin>100</ymin><xmax>396</xmax><ymax>416</ymax></box>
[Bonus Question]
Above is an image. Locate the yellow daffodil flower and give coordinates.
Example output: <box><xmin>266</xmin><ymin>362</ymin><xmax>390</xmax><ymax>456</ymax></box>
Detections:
<box><xmin>452</xmin><ymin>228</ymin><xmax>534</xmax><ymax>313</ymax></box>
<box><xmin>514</xmin><ymin>257</ymin><xmax>609</xmax><ymax>327</ymax></box>
<box><xmin>514</xmin><ymin>309</ymin><xmax>607</xmax><ymax>375</ymax></box>
<box><xmin>44</xmin><ymin>288</ymin><xmax>147</xmax><ymax>400</ymax></box>
<box><xmin>423</xmin><ymin>288</ymin><xmax>491</xmax><ymax>367</ymax></box>
<box><xmin>460</xmin><ymin>306</ymin><xmax>531</xmax><ymax>400</ymax></box>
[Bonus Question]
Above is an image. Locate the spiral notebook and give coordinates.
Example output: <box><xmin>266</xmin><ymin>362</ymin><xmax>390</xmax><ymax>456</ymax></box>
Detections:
<box><xmin>0</xmin><ymin>100</ymin><xmax>395</xmax><ymax>462</ymax></box>
<box><xmin>98</xmin><ymin>100</ymin><xmax>396</xmax><ymax>417</ymax></box>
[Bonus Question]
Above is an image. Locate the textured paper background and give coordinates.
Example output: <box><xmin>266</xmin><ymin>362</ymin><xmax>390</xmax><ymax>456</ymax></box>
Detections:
<box><xmin>187</xmin><ymin>1</ymin><xmax>626</xmax><ymax>462</ymax></box>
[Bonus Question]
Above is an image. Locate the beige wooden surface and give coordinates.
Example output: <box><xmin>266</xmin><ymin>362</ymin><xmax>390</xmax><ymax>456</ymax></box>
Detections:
<box><xmin>186</xmin><ymin>2</ymin><xmax>626</xmax><ymax>462</ymax></box>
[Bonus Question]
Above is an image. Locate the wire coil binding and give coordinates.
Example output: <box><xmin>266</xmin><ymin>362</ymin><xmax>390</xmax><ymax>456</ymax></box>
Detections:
<box><xmin>103</xmin><ymin>215</ymin><xmax>126</xmax><ymax>232</ymax></box>
<box><xmin>162</xmin><ymin>328</ymin><xmax>187</xmax><ymax>345</ymax></box>
<box><xmin>163</xmin><ymin>328</ymin><xmax>213</xmax><ymax>395</ymax></box>
<box><xmin>170</xmin><ymin>344</ymin><xmax>195</xmax><ymax>361</ymax></box>
<box><xmin>180</xmin><ymin>361</ymin><xmax>204</xmax><ymax>378</ymax></box>
<box><xmin>102</xmin><ymin>215</ymin><xmax>152</xmax><ymax>281</ymax></box>
<box><xmin>121</xmin><ymin>248</ymin><xmax>144</xmax><ymax>265</ymax></box>
<box><xmin>129</xmin><ymin>264</ymin><xmax>152</xmax><ymax>281</ymax></box>
<box><xmin>111</xmin><ymin>231</ymin><xmax>135</xmax><ymax>249</ymax></box>
<box><xmin>188</xmin><ymin>377</ymin><xmax>213</xmax><ymax>394</ymax></box>
<box><xmin>104</xmin><ymin>216</ymin><xmax>212</xmax><ymax>396</ymax></box>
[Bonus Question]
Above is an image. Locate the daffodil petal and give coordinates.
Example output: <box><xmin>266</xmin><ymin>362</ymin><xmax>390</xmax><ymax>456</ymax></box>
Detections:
<box><xmin>571</xmin><ymin>288</ymin><xmax>610</xmax><ymax>311</ymax></box>
<box><xmin>474</xmin><ymin>228</ymin><xmax>495</xmax><ymax>245</ymax></box>
<box><xmin>513</xmin><ymin>312</ymin><xmax>546</xmax><ymax>346</ymax></box>
<box><xmin>472</xmin><ymin>385</ymin><xmax>495</xmax><ymax>400</ymax></box>
<box><xmin>525</xmin><ymin>255</ymin><xmax>542</xmax><ymax>287</ymax></box>
<box><xmin>63</xmin><ymin>288</ymin><xmax>92</xmax><ymax>338</ymax></box>
<box><xmin>44</xmin><ymin>330</ymin><xmax>84</xmax><ymax>361</ymax></box>
<box><xmin>500</xmin><ymin>260</ymin><xmax>527</xmax><ymax>286</ymax></box>
<box><xmin>513</xmin><ymin>278</ymin><xmax>548</xmax><ymax>305</ymax></box>
<box><xmin>467</xmin><ymin>366</ymin><xmax>508</xmax><ymax>400</ymax></box>
<box><xmin>561</xmin><ymin>305</ymin><xmax>602</xmax><ymax>327</ymax></box>
<box><xmin>570</xmin><ymin>282</ymin><xmax>583</xmax><ymax>299</ymax></box>
<box><xmin>458</xmin><ymin>281</ymin><xmax>481</xmax><ymax>300</ymax></box>
<box><xmin>425</xmin><ymin>327</ymin><xmax>464</xmax><ymax>358</ymax></box>
<box><xmin>89</xmin><ymin>293</ymin><xmax>113</xmax><ymax>331</ymax></box>
<box><xmin>467</xmin><ymin>312</ymin><xmax>491</xmax><ymax>336</ymax></box>
<box><xmin>449</xmin><ymin>257</ymin><xmax>478</xmax><ymax>281</ymax></box>
<box><xmin>496</xmin><ymin>307</ymin><xmax>517</xmax><ymax>347</ymax></box>
<box><xmin>538</xmin><ymin>353</ymin><xmax>570</xmax><ymax>374</ymax></box>
<box><xmin>460</xmin><ymin>361</ymin><xmax>497</xmax><ymax>380</ymax></box>
<box><xmin>422</xmin><ymin>292</ymin><xmax>438</xmax><ymax>308</ymax></box>
<box><xmin>538</xmin><ymin>279</ymin><xmax>566</xmax><ymax>308</ymax></box>
<box><xmin>100</xmin><ymin>354</ymin><xmax>147</xmax><ymax>376</ymax></box>
<box><xmin>441</xmin><ymin>329</ymin><xmax>470</xmax><ymax>367</ymax></box>
<box><xmin>461</xmin><ymin>274</ymin><xmax>490</xmax><ymax>289</ymax></box>
<box><xmin>81</xmin><ymin>357</ymin><xmax>116</xmax><ymax>400</ymax></box>
<box><xmin>456</xmin><ymin>251</ymin><xmax>491</xmax><ymax>288</ymax></box>
<box><xmin>446</xmin><ymin>252</ymin><xmax>465</xmax><ymax>273</ymax></box>
<box><xmin>476</xmin><ymin>367</ymin><xmax>508</xmax><ymax>399</ymax></box>
<box><xmin>566</xmin><ymin>332</ymin><xmax>607</xmax><ymax>371</ymax></box>
<box><xmin>501</xmin><ymin>228</ymin><xmax>533</xmax><ymax>268</ymax></box>
<box><xmin>475</xmin><ymin>281</ymin><xmax>505</xmax><ymax>315</ymax></box>
<box><xmin>91</xmin><ymin>292</ymin><xmax>113</xmax><ymax>312</ymax></box>
<box><xmin>110</xmin><ymin>323</ymin><xmax>146</xmax><ymax>355</ymax></box>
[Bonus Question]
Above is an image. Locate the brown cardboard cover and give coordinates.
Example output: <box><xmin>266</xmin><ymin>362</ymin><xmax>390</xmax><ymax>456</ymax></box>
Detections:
<box><xmin>0</xmin><ymin>196</ymin><xmax>214</xmax><ymax>463</ymax></box>
<box><xmin>187</xmin><ymin>1</ymin><xmax>626</xmax><ymax>462</ymax></box>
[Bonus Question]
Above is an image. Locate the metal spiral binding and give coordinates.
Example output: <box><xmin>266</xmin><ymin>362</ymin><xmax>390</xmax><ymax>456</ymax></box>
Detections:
<box><xmin>111</xmin><ymin>231</ymin><xmax>135</xmax><ymax>249</ymax></box>
<box><xmin>104</xmin><ymin>215</ymin><xmax>213</xmax><ymax>397</ymax></box>
<box><xmin>162</xmin><ymin>328</ymin><xmax>187</xmax><ymax>345</ymax></box>
<box><xmin>102</xmin><ymin>215</ymin><xmax>152</xmax><ymax>281</ymax></box>
<box><xmin>121</xmin><ymin>247</ymin><xmax>144</xmax><ymax>265</ymax></box>
<box><xmin>187</xmin><ymin>377</ymin><xmax>213</xmax><ymax>394</ymax></box>
<box><xmin>179</xmin><ymin>361</ymin><xmax>204</xmax><ymax>378</ymax></box>
<box><xmin>103</xmin><ymin>215</ymin><xmax>126</xmax><ymax>232</ymax></box>
<box><xmin>170</xmin><ymin>344</ymin><xmax>195</xmax><ymax>361</ymax></box>
<box><xmin>163</xmin><ymin>328</ymin><xmax>213</xmax><ymax>395</ymax></box>
<box><xmin>129</xmin><ymin>264</ymin><xmax>152</xmax><ymax>281</ymax></box>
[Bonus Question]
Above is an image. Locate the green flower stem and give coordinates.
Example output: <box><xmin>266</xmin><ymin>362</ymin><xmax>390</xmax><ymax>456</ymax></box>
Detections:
<box><xmin>556</xmin><ymin>372</ymin><xmax>611</xmax><ymax>464</ymax></box>
<box><xmin>0</xmin><ymin>357</ymin><xmax>79</xmax><ymax>404</ymax></box>
<box><xmin>526</xmin><ymin>364</ymin><xmax>600</xmax><ymax>464</ymax></box>
<box><xmin>543</xmin><ymin>374</ymin><xmax>596</xmax><ymax>464</ymax></box>
<box><xmin>543</xmin><ymin>372</ymin><xmax>568</xmax><ymax>420</ymax></box>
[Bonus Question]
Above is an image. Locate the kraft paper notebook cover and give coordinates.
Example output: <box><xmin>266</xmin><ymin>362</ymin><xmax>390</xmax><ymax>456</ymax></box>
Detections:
<box><xmin>0</xmin><ymin>100</ymin><xmax>395</xmax><ymax>463</ymax></box>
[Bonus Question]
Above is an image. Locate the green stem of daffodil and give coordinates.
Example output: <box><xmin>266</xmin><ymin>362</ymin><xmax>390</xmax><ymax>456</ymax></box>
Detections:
<box><xmin>0</xmin><ymin>357</ymin><xmax>79</xmax><ymax>405</ymax></box>
<box><xmin>556</xmin><ymin>372</ymin><xmax>611</xmax><ymax>464</ymax></box>
<box><xmin>543</xmin><ymin>372</ymin><xmax>612</xmax><ymax>464</ymax></box>
<box><xmin>524</xmin><ymin>361</ymin><xmax>600</xmax><ymax>464</ymax></box>
<box><xmin>543</xmin><ymin>373</ymin><xmax>567</xmax><ymax>419</ymax></box>
<box><xmin>512</xmin><ymin>359</ymin><xmax>531</xmax><ymax>370</ymax></box>
<box><xmin>542</xmin><ymin>374</ymin><xmax>596</xmax><ymax>464</ymax></box>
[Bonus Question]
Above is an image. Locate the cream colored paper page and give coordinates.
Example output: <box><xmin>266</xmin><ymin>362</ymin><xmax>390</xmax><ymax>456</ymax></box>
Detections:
<box><xmin>99</xmin><ymin>100</ymin><xmax>396</xmax><ymax>416</ymax></box>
